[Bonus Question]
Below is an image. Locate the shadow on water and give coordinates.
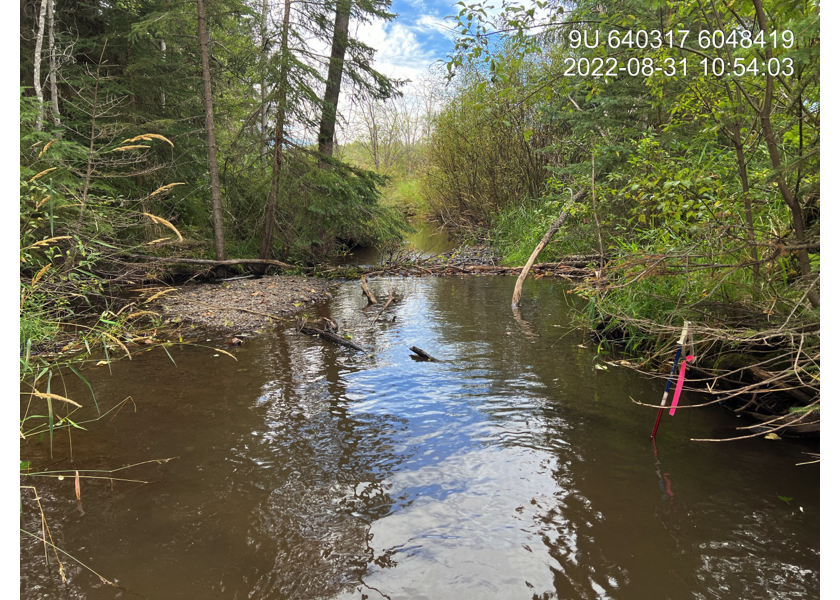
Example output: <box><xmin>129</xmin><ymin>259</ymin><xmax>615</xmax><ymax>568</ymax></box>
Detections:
<box><xmin>20</xmin><ymin>276</ymin><xmax>819</xmax><ymax>599</ymax></box>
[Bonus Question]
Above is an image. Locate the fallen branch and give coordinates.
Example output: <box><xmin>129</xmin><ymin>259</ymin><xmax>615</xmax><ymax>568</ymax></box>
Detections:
<box><xmin>128</xmin><ymin>255</ymin><xmax>305</xmax><ymax>271</ymax></box>
<box><xmin>373</xmin><ymin>287</ymin><xmax>395</xmax><ymax>322</ymax></box>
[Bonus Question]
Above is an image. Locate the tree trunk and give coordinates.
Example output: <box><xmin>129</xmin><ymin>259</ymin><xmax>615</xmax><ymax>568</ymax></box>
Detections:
<box><xmin>47</xmin><ymin>0</ymin><xmax>61</xmax><ymax>127</ymax></box>
<box><xmin>75</xmin><ymin>43</ymin><xmax>107</xmax><ymax>230</ymax></box>
<box><xmin>752</xmin><ymin>0</ymin><xmax>818</xmax><ymax>309</ymax></box>
<box><xmin>259</xmin><ymin>0</ymin><xmax>269</xmax><ymax>161</ymax></box>
<box><xmin>196</xmin><ymin>0</ymin><xmax>226</xmax><ymax>261</ymax></box>
<box><xmin>591</xmin><ymin>152</ymin><xmax>604</xmax><ymax>265</ymax></box>
<box><xmin>259</xmin><ymin>0</ymin><xmax>292</xmax><ymax>263</ymax></box>
<box><xmin>732</xmin><ymin>134</ymin><xmax>760</xmax><ymax>286</ymax></box>
<box><xmin>705</xmin><ymin>1</ymin><xmax>758</xmax><ymax>286</ymax></box>
<box><xmin>317</xmin><ymin>0</ymin><xmax>351</xmax><ymax>157</ymax></box>
<box><xmin>33</xmin><ymin>0</ymin><xmax>48</xmax><ymax>132</ymax></box>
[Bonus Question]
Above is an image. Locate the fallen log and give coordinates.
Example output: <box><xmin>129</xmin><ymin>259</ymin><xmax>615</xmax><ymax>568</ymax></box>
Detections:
<box><xmin>409</xmin><ymin>346</ymin><xmax>441</xmax><ymax>362</ymax></box>
<box><xmin>128</xmin><ymin>254</ymin><xmax>304</xmax><ymax>271</ymax></box>
<box><xmin>748</xmin><ymin>366</ymin><xmax>814</xmax><ymax>403</ymax></box>
<box><xmin>738</xmin><ymin>409</ymin><xmax>820</xmax><ymax>435</ymax></box>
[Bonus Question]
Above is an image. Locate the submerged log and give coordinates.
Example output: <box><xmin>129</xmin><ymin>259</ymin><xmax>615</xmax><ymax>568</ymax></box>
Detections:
<box><xmin>739</xmin><ymin>409</ymin><xmax>820</xmax><ymax>435</ymax></box>
<box><xmin>409</xmin><ymin>346</ymin><xmax>441</xmax><ymax>362</ymax></box>
<box><xmin>297</xmin><ymin>318</ymin><xmax>366</xmax><ymax>353</ymax></box>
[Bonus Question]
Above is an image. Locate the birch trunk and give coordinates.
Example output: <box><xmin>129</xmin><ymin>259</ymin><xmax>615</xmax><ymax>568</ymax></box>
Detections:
<box><xmin>33</xmin><ymin>0</ymin><xmax>48</xmax><ymax>131</ymax></box>
<box><xmin>47</xmin><ymin>0</ymin><xmax>61</xmax><ymax>127</ymax></box>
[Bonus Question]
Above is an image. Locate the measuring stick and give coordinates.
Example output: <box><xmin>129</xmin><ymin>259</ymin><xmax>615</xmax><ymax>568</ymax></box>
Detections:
<box><xmin>650</xmin><ymin>322</ymin><xmax>690</xmax><ymax>440</ymax></box>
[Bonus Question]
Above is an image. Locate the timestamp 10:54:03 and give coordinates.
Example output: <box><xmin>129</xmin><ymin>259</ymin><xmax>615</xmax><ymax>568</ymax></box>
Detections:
<box><xmin>562</xmin><ymin>56</ymin><xmax>795</xmax><ymax>78</ymax></box>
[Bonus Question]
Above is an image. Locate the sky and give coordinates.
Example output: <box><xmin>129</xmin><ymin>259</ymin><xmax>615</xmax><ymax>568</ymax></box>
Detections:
<box><xmin>353</xmin><ymin>0</ymin><xmax>461</xmax><ymax>84</ymax></box>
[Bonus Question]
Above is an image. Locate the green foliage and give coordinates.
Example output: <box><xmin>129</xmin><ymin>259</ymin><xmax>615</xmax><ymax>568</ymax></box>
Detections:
<box><xmin>218</xmin><ymin>143</ymin><xmax>409</xmax><ymax>262</ymax></box>
<box><xmin>430</xmin><ymin>0</ymin><xmax>820</xmax><ymax>417</ymax></box>
<box><xmin>272</xmin><ymin>152</ymin><xmax>410</xmax><ymax>260</ymax></box>
<box><xmin>422</xmin><ymin>60</ymin><xmax>551</xmax><ymax>230</ymax></box>
<box><xmin>380</xmin><ymin>177</ymin><xmax>428</xmax><ymax>217</ymax></box>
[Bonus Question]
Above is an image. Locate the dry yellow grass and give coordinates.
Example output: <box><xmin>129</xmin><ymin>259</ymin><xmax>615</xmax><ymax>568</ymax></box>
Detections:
<box><xmin>31</xmin><ymin>264</ymin><xmax>51</xmax><ymax>286</ymax></box>
<box><xmin>38</xmin><ymin>139</ymin><xmax>56</xmax><ymax>158</ymax></box>
<box><xmin>22</xmin><ymin>235</ymin><xmax>72</xmax><ymax>251</ymax></box>
<box><xmin>122</xmin><ymin>133</ymin><xmax>175</xmax><ymax>147</ymax></box>
<box><xmin>102</xmin><ymin>331</ymin><xmax>132</xmax><ymax>360</ymax></box>
<box><xmin>125</xmin><ymin>310</ymin><xmax>160</xmax><ymax>320</ymax></box>
<box><xmin>142</xmin><ymin>212</ymin><xmax>183</xmax><ymax>241</ymax></box>
<box><xmin>25</xmin><ymin>390</ymin><xmax>82</xmax><ymax>408</ymax></box>
<box><xmin>112</xmin><ymin>144</ymin><xmax>150</xmax><ymax>152</ymax></box>
<box><xmin>148</xmin><ymin>182</ymin><xmax>185</xmax><ymax>198</ymax></box>
<box><xmin>29</xmin><ymin>167</ymin><xmax>58</xmax><ymax>181</ymax></box>
<box><xmin>143</xmin><ymin>288</ymin><xmax>177</xmax><ymax>303</ymax></box>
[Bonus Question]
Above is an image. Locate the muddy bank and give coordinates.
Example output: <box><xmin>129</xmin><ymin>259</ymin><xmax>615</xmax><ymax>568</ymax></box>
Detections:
<box><xmin>157</xmin><ymin>275</ymin><xmax>334</xmax><ymax>331</ymax></box>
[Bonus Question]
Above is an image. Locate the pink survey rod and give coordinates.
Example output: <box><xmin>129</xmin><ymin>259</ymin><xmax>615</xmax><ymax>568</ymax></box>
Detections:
<box><xmin>650</xmin><ymin>322</ymin><xmax>691</xmax><ymax>440</ymax></box>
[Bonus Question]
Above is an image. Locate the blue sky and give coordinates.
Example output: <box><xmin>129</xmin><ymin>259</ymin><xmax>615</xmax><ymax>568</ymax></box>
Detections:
<box><xmin>354</xmin><ymin>0</ymin><xmax>460</xmax><ymax>83</ymax></box>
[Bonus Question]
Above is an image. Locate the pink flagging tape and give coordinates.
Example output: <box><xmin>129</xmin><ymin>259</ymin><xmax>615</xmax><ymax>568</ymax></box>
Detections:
<box><xmin>669</xmin><ymin>355</ymin><xmax>694</xmax><ymax>416</ymax></box>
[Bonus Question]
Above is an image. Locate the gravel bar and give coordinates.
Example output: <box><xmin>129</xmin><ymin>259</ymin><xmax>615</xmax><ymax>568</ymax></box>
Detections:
<box><xmin>158</xmin><ymin>275</ymin><xmax>334</xmax><ymax>331</ymax></box>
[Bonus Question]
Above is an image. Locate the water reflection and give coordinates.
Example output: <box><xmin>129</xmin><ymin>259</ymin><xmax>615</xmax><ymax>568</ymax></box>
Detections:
<box><xmin>20</xmin><ymin>276</ymin><xmax>818</xmax><ymax>600</ymax></box>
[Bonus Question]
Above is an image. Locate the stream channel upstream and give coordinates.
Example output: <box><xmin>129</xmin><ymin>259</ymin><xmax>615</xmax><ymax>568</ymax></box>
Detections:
<box><xmin>20</xmin><ymin>233</ymin><xmax>819</xmax><ymax>599</ymax></box>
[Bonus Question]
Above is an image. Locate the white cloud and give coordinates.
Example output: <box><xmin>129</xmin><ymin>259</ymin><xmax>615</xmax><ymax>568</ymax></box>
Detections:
<box><xmin>414</xmin><ymin>14</ymin><xmax>453</xmax><ymax>35</ymax></box>
<box><xmin>354</xmin><ymin>20</ymin><xmax>439</xmax><ymax>83</ymax></box>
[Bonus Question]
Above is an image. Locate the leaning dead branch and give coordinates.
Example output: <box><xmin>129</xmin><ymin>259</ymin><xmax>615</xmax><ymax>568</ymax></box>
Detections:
<box><xmin>512</xmin><ymin>189</ymin><xmax>587</xmax><ymax>308</ymax></box>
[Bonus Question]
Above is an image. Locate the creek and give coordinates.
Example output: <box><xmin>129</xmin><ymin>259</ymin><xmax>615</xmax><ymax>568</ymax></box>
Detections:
<box><xmin>20</xmin><ymin>276</ymin><xmax>819</xmax><ymax>599</ymax></box>
<box><xmin>338</xmin><ymin>219</ymin><xmax>458</xmax><ymax>265</ymax></box>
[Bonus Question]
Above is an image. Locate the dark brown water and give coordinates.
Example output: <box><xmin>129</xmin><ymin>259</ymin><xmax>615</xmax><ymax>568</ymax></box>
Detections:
<box><xmin>20</xmin><ymin>276</ymin><xmax>819</xmax><ymax>599</ymax></box>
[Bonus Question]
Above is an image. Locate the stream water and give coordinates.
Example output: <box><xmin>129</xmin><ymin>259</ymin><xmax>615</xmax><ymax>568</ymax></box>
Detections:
<box><xmin>20</xmin><ymin>276</ymin><xmax>819</xmax><ymax>599</ymax></box>
<box><xmin>337</xmin><ymin>220</ymin><xmax>457</xmax><ymax>265</ymax></box>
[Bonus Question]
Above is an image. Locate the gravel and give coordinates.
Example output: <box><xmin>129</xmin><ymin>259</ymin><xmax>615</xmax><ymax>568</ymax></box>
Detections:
<box><xmin>157</xmin><ymin>275</ymin><xmax>334</xmax><ymax>331</ymax></box>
